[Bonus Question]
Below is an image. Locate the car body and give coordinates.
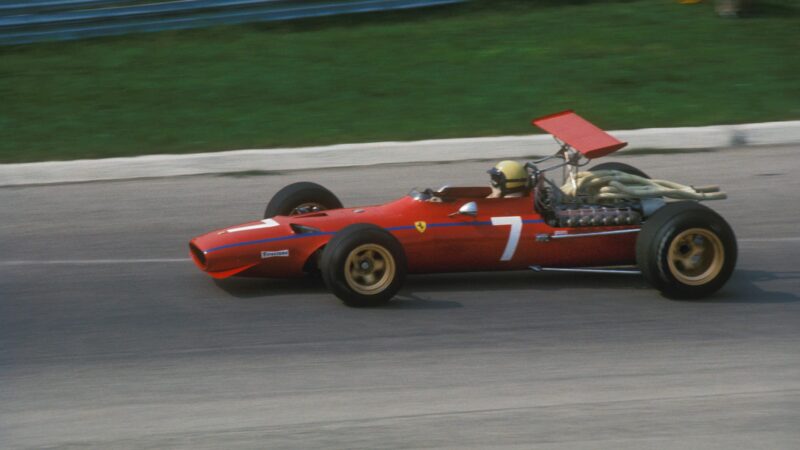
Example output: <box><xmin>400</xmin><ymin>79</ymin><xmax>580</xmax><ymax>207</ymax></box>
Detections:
<box><xmin>189</xmin><ymin>111</ymin><xmax>736</xmax><ymax>306</ymax></box>
<box><xmin>189</xmin><ymin>188</ymin><xmax>639</xmax><ymax>279</ymax></box>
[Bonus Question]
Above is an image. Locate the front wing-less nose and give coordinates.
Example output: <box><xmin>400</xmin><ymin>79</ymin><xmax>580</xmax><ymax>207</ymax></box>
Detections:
<box><xmin>189</xmin><ymin>218</ymin><xmax>327</xmax><ymax>279</ymax></box>
<box><xmin>189</xmin><ymin>238</ymin><xmax>262</xmax><ymax>279</ymax></box>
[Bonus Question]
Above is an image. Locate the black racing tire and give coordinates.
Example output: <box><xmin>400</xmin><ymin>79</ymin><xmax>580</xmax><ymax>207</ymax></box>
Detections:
<box><xmin>264</xmin><ymin>182</ymin><xmax>343</xmax><ymax>218</ymax></box>
<box><xmin>589</xmin><ymin>162</ymin><xmax>650</xmax><ymax>179</ymax></box>
<box><xmin>636</xmin><ymin>202</ymin><xmax>737</xmax><ymax>299</ymax></box>
<box><xmin>320</xmin><ymin>224</ymin><xmax>407</xmax><ymax>307</ymax></box>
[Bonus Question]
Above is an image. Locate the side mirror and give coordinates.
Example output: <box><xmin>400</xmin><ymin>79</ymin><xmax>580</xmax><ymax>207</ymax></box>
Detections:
<box><xmin>449</xmin><ymin>201</ymin><xmax>478</xmax><ymax>217</ymax></box>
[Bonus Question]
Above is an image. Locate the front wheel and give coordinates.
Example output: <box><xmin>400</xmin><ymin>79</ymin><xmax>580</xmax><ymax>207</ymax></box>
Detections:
<box><xmin>320</xmin><ymin>224</ymin><xmax>407</xmax><ymax>307</ymax></box>
<box><xmin>636</xmin><ymin>202</ymin><xmax>736</xmax><ymax>299</ymax></box>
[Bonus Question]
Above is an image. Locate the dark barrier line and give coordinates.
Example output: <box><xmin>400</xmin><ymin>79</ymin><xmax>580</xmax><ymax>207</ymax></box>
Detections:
<box><xmin>1</xmin><ymin>0</ymin><xmax>290</xmax><ymax>28</ymax></box>
<box><xmin>0</xmin><ymin>0</ymin><xmax>465</xmax><ymax>45</ymax></box>
<box><xmin>0</xmin><ymin>1</ymin><xmax>133</xmax><ymax>15</ymax></box>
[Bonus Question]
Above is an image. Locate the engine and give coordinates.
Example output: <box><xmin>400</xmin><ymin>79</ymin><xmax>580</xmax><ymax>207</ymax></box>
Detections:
<box><xmin>553</xmin><ymin>204</ymin><xmax>641</xmax><ymax>227</ymax></box>
<box><xmin>534</xmin><ymin>180</ymin><xmax>666</xmax><ymax>228</ymax></box>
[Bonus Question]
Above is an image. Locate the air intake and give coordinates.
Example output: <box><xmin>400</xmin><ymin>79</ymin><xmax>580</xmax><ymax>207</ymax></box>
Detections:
<box><xmin>189</xmin><ymin>243</ymin><xmax>206</xmax><ymax>268</ymax></box>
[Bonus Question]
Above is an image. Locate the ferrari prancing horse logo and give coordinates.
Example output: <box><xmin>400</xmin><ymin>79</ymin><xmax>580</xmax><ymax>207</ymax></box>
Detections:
<box><xmin>414</xmin><ymin>221</ymin><xmax>427</xmax><ymax>234</ymax></box>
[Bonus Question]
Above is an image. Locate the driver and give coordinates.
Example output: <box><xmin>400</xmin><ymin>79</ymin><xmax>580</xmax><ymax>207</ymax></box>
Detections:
<box><xmin>487</xmin><ymin>160</ymin><xmax>530</xmax><ymax>198</ymax></box>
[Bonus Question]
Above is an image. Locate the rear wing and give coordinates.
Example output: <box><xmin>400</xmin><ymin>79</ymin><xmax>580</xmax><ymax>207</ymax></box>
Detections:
<box><xmin>532</xmin><ymin>110</ymin><xmax>627</xmax><ymax>159</ymax></box>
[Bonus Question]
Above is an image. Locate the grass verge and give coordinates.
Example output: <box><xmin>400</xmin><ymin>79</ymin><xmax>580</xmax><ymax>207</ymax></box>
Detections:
<box><xmin>1</xmin><ymin>0</ymin><xmax>798</xmax><ymax>163</ymax></box>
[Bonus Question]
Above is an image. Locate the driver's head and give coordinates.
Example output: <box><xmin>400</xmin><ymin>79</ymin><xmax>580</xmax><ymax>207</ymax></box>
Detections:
<box><xmin>488</xmin><ymin>160</ymin><xmax>528</xmax><ymax>196</ymax></box>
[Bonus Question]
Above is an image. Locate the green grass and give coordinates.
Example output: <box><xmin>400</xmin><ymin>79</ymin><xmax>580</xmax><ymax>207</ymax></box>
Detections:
<box><xmin>1</xmin><ymin>0</ymin><xmax>799</xmax><ymax>163</ymax></box>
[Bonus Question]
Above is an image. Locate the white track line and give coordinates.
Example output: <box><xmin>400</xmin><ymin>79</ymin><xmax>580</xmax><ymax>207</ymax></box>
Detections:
<box><xmin>1</xmin><ymin>237</ymin><xmax>797</xmax><ymax>267</ymax></box>
<box><xmin>0</xmin><ymin>258</ymin><xmax>190</xmax><ymax>266</ymax></box>
<box><xmin>3</xmin><ymin>120</ymin><xmax>800</xmax><ymax>187</ymax></box>
<box><xmin>737</xmin><ymin>237</ymin><xmax>800</xmax><ymax>243</ymax></box>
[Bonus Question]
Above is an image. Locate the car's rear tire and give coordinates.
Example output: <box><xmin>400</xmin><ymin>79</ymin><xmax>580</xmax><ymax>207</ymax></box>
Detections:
<box><xmin>589</xmin><ymin>162</ymin><xmax>650</xmax><ymax>179</ymax></box>
<box><xmin>320</xmin><ymin>224</ymin><xmax>407</xmax><ymax>307</ymax></box>
<box><xmin>636</xmin><ymin>202</ymin><xmax>736</xmax><ymax>299</ymax></box>
<box><xmin>264</xmin><ymin>182</ymin><xmax>343</xmax><ymax>219</ymax></box>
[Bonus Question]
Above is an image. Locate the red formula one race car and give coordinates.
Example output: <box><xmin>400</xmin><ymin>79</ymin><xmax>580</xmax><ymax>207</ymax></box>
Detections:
<box><xmin>190</xmin><ymin>111</ymin><xmax>737</xmax><ymax>307</ymax></box>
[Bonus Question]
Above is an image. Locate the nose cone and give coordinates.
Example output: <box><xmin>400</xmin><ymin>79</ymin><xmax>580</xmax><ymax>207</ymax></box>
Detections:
<box><xmin>189</xmin><ymin>218</ymin><xmax>288</xmax><ymax>276</ymax></box>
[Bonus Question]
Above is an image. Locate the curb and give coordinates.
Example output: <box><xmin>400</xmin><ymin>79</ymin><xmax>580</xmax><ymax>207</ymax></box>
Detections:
<box><xmin>2</xmin><ymin>120</ymin><xmax>799</xmax><ymax>186</ymax></box>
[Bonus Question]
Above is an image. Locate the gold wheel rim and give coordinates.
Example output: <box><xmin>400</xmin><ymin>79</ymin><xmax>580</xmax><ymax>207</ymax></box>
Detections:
<box><xmin>667</xmin><ymin>228</ymin><xmax>725</xmax><ymax>286</ymax></box>
<box><xmin>290</xmin><ymin>202</ymin><xmax>325</xmax><ymax>216</ymax></box>
<box><xmin>344</xmin><ymin>244</ymin><xmax>396</xmax><ymax>295</ymax></box>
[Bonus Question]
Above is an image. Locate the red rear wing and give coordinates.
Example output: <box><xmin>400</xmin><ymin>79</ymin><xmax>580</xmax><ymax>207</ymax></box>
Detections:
<box><xmin>532</xmin><ymin>110</ymin><xmax>627</xmax><ymax>159</ymax></box>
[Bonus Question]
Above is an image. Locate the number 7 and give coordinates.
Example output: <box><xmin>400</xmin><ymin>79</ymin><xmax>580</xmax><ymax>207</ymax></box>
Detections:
<box><xmin>491</xmin><ymin>216</ymin><xmax>522</xmax><ymax>261</ymax></box>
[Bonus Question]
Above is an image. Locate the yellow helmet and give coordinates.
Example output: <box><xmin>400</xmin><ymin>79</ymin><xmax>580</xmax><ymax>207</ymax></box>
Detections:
<box><xmin>488</xmin><ymin>160</ymin><xmax>528</xmax><ymax>194</ymax></box>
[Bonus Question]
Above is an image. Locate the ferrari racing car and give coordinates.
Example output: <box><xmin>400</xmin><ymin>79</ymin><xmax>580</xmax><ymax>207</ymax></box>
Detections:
<box><xmin>189</xmin><ymin>111</ymin><xmax>737</xmax><ymax>307</ymax></box>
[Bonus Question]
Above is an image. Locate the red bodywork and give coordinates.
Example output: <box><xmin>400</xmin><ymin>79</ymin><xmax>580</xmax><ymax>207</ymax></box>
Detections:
<box><xmin>189</xmin><ymin>188</ymin><xmax>638</xmax><ymax>279</ymax></box>
<box><xmin>189</xmin><ymin>110</ymin><xmax>637</xmax><ymax>279</ymax></box>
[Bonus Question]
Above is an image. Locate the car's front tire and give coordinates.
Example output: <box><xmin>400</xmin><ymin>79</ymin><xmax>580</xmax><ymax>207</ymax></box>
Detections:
<box><xmin>320</xmin><ymin>224</ymin><xmax>407</xmax><ymax>307</ymax></box>
<box><xmin>636</xmin><ymin>202</ymin><xmax>736</xmax><ymax>299</ymax></box>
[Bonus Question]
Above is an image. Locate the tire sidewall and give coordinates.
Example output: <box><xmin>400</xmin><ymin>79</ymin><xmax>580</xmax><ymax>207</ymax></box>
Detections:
<box><xmin>321</xmin><ymin>224</ymin><xmax>407</xmax><ymax>307</ymax></box>
<box><xmin>264</xmin><ymin>182</ymin><xmax>343</xmax><ymax>218</ymax></box>
<box><xmin>589</xmin><ymin>162</ymin><xmax>650</xmax><ymax>179</ymax></box>
<box><xmin>637</xmin><ymin>202</ymin><xmax>737</xmax><ymax>298</ymax></box>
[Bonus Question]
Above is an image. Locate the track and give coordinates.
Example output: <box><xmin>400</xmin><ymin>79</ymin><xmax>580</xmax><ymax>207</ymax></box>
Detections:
<box><xmin>2</xmin><ymin>145</ymin><xmax>799</xmax><ymax>449</ymax></box>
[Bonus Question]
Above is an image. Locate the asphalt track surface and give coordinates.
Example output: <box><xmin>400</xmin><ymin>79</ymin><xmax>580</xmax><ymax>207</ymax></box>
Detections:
<box><xmin>2</xmin><ymin>145</ymin><xmax>799</xmax><ymax>449</ymax></box>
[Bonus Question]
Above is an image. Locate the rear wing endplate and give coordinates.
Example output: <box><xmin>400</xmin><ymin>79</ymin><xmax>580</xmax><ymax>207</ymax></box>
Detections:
<box><xmin>532</xmin><ymin>110</ymin><xmax>627</xmax><ymax>159</ymax></box>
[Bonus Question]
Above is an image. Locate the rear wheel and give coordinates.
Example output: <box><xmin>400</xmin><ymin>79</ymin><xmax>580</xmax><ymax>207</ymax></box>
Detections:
<box><xmin>264</xmin><ymin>182</ymin><xmax>343</xmax><ymax>218</ymax></box>
<box><xmin>320</xmin><ymin>224</ymin><xmax>406</xmax><ymax>307</ymax></box>
<box><xmin>636</xmin><ymin>202</ymin><xmax>736</xmax><ymax>299</ymax></box>
<box><xmin>589</xmin><ymin>162</ymin><xmax>649</xmax><ymax>179</ymax></box>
